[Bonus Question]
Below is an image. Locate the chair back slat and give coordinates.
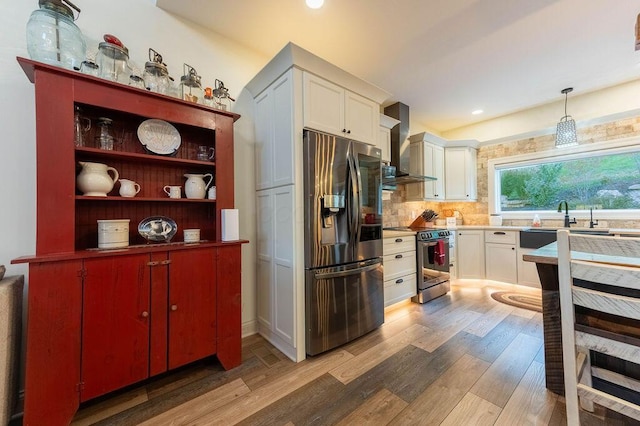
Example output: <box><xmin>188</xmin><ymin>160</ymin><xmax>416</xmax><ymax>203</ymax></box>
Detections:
<box><xmin>575</xmin><ymin>331</ymin><xmax>640</xmax><ymax>364</ymax></box>
<box><xmin>572</xmin><ymin>287</ymin><xmax>640</xmax><ymax>320</ymax></box>
<box><xmin>570</xmin><ymin>234</ymin><xmax>640</xmax><ymax>260</ymax></box>
<box><xmin>571</xmin><ymin>260</ymin><xmax>640</xmax><ymax>291</ymax></box>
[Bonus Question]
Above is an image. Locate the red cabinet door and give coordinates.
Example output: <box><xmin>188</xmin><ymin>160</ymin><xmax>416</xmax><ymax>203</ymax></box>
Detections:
<box><xmin>81</xmin><ymin>254</ymin><xmax>151</xmax><ymax>401</ymax></box>
<box><xmin>168</xmin><ymin>248</ymin><xmax>217</xmax><ymax>369</ymax></box>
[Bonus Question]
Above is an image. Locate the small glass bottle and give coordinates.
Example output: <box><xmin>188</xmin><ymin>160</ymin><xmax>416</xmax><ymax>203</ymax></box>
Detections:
<box><xmin>203</xmin><ymin>87</ymin><xmax>214</xmax><ymax>107</ymax></box>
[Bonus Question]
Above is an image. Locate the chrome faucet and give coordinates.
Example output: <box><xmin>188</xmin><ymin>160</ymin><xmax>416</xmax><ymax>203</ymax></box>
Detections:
<box><xmin>557</xmin><ymin>200</ymin><xmax>577</xmax><ymax>228</ymax></box>
<box><xmin>589</xmin><ymin>207</ymin><xmax>599</xmax><ymax>229</ymax></box>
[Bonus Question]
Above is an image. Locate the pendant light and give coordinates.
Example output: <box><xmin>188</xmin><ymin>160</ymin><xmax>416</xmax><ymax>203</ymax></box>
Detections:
<box><xmin>555</xmin><ymin>87</ymin><xmax>578</xmax><ymax>148</ymax></box>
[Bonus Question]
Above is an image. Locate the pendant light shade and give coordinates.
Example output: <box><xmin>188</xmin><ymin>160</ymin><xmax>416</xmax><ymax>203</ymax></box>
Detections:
<box><xmin>555</xmin><ymin>87</ymin><xmax>578</xmax><ymax>148</ymax></box>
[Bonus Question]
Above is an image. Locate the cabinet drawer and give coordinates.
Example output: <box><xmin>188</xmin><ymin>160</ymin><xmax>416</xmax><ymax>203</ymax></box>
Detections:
<box><xmin>384</xmin><ymin>273</ymin><xmax>417</xmax><ymax>306</ymax></box>
<box><xmin>484</xmin><ymin>230</ymin><xmax>516</xmax><ymax>244</ymax></box>
<box><xmin>383</xmin><ymin>251</ymin><xmax>416</xmax><ymax>281</ymax></box>
<box><xmin>383</xmin><ymin>236</ymin><xmax>416</xmax><ymax>255</ymax></box>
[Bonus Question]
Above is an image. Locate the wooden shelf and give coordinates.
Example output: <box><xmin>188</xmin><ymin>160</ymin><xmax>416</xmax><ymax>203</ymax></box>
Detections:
<box><xmin>75</xmin><ymin>146</ymin><xmax>217</xmax><ymax>167</ymax></box>
<box><xmin>76</xmin><ymin>196</ymin><xmax>216</xmax><ymax>203</ymax></box>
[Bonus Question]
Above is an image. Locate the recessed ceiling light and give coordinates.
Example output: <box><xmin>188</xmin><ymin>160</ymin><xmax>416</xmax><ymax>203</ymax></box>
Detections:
<box><xmin>306</xmin><ymin>0</ymin><xmax>324</xmax><ymax>8</ymax></box>
<box><xmin>472</xmin><ymin>109</ymin><xmax>483</xmax><ymax>115</ymax></box>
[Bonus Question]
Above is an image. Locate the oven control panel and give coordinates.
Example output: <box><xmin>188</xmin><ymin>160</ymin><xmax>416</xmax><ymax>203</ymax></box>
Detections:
<box><xmin>416</xmin><ymin>229</ymin><xmax>451</xmax><ymax>241</ymax></box>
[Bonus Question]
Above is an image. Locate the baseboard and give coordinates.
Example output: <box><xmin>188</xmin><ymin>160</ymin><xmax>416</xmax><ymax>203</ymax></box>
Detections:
<box><xmin>242</xmin><ymin>319</ymin><xmax>258</xmax><ymax>338</ymax></box>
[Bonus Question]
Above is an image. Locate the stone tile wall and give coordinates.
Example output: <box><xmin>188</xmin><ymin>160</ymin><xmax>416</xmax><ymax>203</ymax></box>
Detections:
<box><xmin>383</xmin><ymin>116</ymin><xmax>640</xmax><ymax>228</ymax></box>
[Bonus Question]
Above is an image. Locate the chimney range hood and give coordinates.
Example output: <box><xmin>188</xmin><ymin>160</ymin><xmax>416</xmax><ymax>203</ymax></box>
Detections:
<box><xmin>382</xmin><ymin>102</ymin><xmax>436</xmax><ymax>188</ymax></box>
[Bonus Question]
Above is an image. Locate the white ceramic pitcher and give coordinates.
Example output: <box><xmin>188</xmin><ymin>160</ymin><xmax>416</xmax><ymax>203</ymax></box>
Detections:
<box><xmin>118</xmin><ymin>179</ymin><xmax>141</xmax><ymax>197</ymax></box>
<box><xmin>77</xmin><ymin>161</ymin><xmax>119</xmax><ymax>196</ymax></box>
<box><xmin>184</xmin><ymin>173</ymin><xmax>213</xmax><ymax>199</ymax></box>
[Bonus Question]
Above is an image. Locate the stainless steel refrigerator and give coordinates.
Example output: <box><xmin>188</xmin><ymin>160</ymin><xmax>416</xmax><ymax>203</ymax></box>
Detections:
<box><xmin>303</xmin><ymin>129</ymin><xmax>384</xmax><ymax>356</ymax></box>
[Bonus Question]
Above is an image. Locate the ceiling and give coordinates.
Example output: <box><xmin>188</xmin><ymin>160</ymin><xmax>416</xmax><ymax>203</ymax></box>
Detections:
<box><xmin>156</xmin><ymin>0</ymin><xmax>640</xmax><ymax>133</ymax></box>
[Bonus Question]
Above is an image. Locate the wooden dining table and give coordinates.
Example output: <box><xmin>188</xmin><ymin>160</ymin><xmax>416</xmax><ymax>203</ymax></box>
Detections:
<box><xmin>524</xmin><ymin>240</ymin><xmax>640</xmax><ymax>396</ymax></box>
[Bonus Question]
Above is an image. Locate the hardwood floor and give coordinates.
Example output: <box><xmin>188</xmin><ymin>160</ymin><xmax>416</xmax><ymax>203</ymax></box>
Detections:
<box><xmin>63</xmin><ymin>280</ymin><xmax>639</xmax><ymax>425</ymax></box>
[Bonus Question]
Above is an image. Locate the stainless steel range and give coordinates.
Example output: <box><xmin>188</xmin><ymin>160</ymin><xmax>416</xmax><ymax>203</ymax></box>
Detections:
<box><xmin>411</xmin><ymin>229</ymin><xmax>451</xmax><ymax>304</ymax></box>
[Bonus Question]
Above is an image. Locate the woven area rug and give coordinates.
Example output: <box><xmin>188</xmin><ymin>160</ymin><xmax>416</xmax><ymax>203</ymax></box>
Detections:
<box><xmin>491</xmin><ymin>291</ymin><xmax>542</xmax><ymax>313</ymax></box>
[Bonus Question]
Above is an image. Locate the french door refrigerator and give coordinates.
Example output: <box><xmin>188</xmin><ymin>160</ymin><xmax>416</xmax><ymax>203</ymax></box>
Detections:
<box><xmin>303</xmin><ymin>129</ymin><xmax>384</xmax><ymax>356</ymax></box>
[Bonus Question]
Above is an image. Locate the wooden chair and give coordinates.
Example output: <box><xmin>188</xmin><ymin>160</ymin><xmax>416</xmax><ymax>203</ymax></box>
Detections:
<box><xmin>558</xmin><ymin>229</ymin><xmax>640</xmax><ymax>424</ymax></box>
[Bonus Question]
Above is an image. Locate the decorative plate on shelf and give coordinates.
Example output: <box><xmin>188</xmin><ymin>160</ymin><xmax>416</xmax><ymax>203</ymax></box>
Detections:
<box><xmin>137</xmin><ymin>119</ymin><xmax>181</xmax><ymax>155</ymax></box>
<box><xmin>138</xmin><ymin>216</ymin><xmax>178</xmax><ymax>242</ymax></box>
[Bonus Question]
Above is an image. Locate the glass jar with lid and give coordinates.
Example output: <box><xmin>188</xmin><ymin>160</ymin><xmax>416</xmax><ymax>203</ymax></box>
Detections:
<box><xmin>96</xmin><ymin>38</ymin><xmax>129</xmax><ymax>84</ymax></box>
<box><xmin>26</xmin><ymin>0</ymin><xmax>86</xmax><ymax>71</ymax></box>
<box><xmin>180</xmin><ymin>64</ymin><xmax>203</xmax><ymax>104</ymax></box>
<box><xmin>143</xmin><ymin>48</ymin><xmax>170</xmax><ymax>94</ymax></box>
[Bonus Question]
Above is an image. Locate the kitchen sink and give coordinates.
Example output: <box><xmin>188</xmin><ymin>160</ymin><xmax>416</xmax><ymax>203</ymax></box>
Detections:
<box><xmin>519</xmin><ymin>228</ymin><xmax>609</xmax><ymax>249</ymax></box>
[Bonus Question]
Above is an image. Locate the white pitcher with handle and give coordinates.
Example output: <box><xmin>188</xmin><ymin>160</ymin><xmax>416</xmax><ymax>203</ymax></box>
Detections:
<box><xmin>184</xmin><ymin>173</ymin><xmax>213</xmax><ymax>199</ymax></box>
<box><xmin>77</xmin><ymin>161</ymin><xmax>119</xmax><ymax>196</ymax></box>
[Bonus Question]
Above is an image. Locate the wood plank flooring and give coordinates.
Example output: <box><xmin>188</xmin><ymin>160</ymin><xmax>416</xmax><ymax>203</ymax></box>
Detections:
<box><xmin>61</xmin><ymin>280</ymin><xmax>640</xmax><ymax>425</ymax></box>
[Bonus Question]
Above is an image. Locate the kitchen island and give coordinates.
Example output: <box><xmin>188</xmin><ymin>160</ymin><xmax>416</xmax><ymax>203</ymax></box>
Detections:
<box><xmin>523</xmin><ymin>240</ymin><xmax>640</xmax><ymax>396</ymax></box>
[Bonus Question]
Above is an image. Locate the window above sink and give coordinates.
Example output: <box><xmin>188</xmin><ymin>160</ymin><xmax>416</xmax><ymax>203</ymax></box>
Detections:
<box><xmin>488</xmin><ymin>137</ymin><xmax>640</xmax><ymax>221</ymax></box>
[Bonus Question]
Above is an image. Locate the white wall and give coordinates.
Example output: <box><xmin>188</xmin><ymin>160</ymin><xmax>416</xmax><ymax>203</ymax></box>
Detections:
<box><xmin>0</xmin><ymin>0</ymin><xmax>268</xmax><ymax>341</ymax></box>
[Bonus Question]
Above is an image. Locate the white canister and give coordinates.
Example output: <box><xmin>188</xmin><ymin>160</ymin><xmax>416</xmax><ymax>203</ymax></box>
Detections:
<box><xmin>183</xmin><ymin>228</ymin><xmax>201</xmax><ymax>243</ymax></box>
<box><xmin>97</xmin><ymin>219</ymin><xmax>130</xmax><ymax>249</ymax></box>
<box><xmin>489</xmin><ymin>214</ymin><xmax>503</xmax><ymax>226</ymax></box>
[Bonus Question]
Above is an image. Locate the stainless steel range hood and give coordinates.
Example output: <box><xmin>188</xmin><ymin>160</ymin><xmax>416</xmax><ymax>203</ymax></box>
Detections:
<box><xmin>382</xmin><ymin>102</ymin><xmax>436</xmax><ymax>188</ymax></box>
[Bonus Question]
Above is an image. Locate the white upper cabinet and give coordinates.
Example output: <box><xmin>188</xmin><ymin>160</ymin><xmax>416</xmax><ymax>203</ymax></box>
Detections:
<box><xmin>254</xmin><ymin>69</ymin><xmax>297</xmax><ymax>190</ymax></box>
<box><xmin>303</xmin><ymin>72</ymin><xmax>379</xmax><ymax>145</ymax></box>
<box><xmin>379</xmin><ymin>114</ymin><xmax>400</xmax><ymax>164</ymax></box>
<box><xmin>445</xmin><ymin>146</ymin><xmax>477</xmax><ymax>201</ymax></box>
<box><xmin>406</xmin><ymin>140</ymin><xmax>445</xmax><ymax>201</ymax></box>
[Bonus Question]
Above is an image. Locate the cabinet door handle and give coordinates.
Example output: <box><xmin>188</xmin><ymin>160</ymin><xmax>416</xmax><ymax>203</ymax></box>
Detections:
<box><xmin>511</xmin><ymin>247</ymin><xmax>515</xmax><ymax>250</ymax></box>
<box><xmin>395</xmin><ymin>278</ymin><xmax>403</xmax><ymax>284</ymax></box>
<box><xmin>395</xmin><ymin>238</ymin><xmax>403</xmax><ymax>243</ymax></box>
<box><xmin>160</xmin><ymin>259</ymin><xmax>172</xmax><ymax>265</ymax></box>
<box><xmin>171</xmin><ymin>304</ymin><xmax>178</xmax><ymax>311</ymax></box>
<box><xmin>346</xmin><ymin>130</ymin><xmax>351</xmax><ymax>134</ymax></box>
<box><xmin>147</xmin><ymin>261</ymin><xmax>159</xmax><ymax>266</ymax></box>
<box><xmin>342</xmin><ymin>128</ymin><xmax>347</xmax><ymax>133</ymax></box>
<box><xmin>141</xmin><ymin>311</ymin><xmax>149</xmax><ymax>318</ymax></box>
<box><xmin>395</xmin><ymin>254</ymin><xmax>403</xmax><ymax>259</ymax></box>
<box><xmin>494</xmin><ymin>231</ymin><xmax>506</xmax><ymax>235</ymax></box>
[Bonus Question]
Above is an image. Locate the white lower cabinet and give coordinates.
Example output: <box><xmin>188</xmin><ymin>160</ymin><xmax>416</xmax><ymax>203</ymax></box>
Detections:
<box><xmin>517</xmin><ymin>247</ymin><xmax>541</xmax><ymax>287</ymax></box>
<box><xmin>456</xmin><ymin>230</ymin><xmax>485</xmax><ymax>279</ymax></box>
<box><xmin>484</xmin><ymin>231</ymin><xmax>518</xmax><ymax>283</ymax></box>
<box><xmin>256</xmin><ymin>185</ymin><xmax>299</xmax><ymax>360</ymax></box>
<box><xmin>383</xmin><ymin>235</ymin><xmax>417</xmax><ymax>306</ymax></box>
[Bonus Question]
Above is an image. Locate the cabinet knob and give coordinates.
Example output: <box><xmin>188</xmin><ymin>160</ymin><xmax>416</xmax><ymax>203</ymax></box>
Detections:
<box><xmin>141</xmin><ymin>311</ymin><xmax>149</xmax><ymax>318</ymax></box>
<box><xmin>346</xmin><ymin>130</ymin><xmax>351</xmax><ymax>134</ymax></box>
<box><xmin>511</xmin><ymin>247</ymin><xmax>515</xmax><ymax>250</ymax></box>
<box><xmin>171</xmin><ymin>304</ymin><xmax>178</xmax><ymax>311</ymax></box>
<box><xmin>342</xmin><ymin>129</ymin><xmax>347</xmax><ymax>133</ymax></box>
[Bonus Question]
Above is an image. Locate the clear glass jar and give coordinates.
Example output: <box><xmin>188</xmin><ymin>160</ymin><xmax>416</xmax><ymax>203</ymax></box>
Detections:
<box><xmin>95</xmin><ymin>117</ymin><xmax>115</xmax><ymax>150</ymax></box>
<box><xmin>96</xmin><ymin>42</ymin><xmax>129</xmax><ymax>84</ymax></box>
<box><xmin>180</xmin><ymin>64</ymin><xmax>203</xmax><ymax>104</ymax></box>
<box><xmin>26</xmin><ymin>0</ymin><xmax>86</xmax><ymax>71</ymax></box>
<box><xmin>143</xmin><ymin>49</ymin><xmax>170</xmax><ymax>94</ymax></box>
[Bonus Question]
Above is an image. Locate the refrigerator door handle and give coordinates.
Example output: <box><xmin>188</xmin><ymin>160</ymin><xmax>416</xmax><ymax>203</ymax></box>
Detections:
<box><xmin>348</xmin><ymin>149</ymin><xmax>361</xmax><ymax>246</ymax></box>
<box><xmin>314</xmin><ymin>260</ymin><xmax>381</xmax><ymax>280</ymax></box>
